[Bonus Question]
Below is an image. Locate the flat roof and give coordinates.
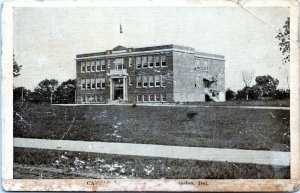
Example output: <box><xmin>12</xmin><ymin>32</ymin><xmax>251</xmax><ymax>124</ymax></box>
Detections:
<box><xmin>76</xmin><ymin>44</ymin><xmax>225</xmax><ymax>60</ymax></box>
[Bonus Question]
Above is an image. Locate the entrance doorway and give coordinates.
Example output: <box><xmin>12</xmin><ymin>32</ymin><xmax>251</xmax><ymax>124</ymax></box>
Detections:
<box><xmin>114</xmin><ymin>87</ymin><xmax>123</xmax><ymax>100</ymax></box>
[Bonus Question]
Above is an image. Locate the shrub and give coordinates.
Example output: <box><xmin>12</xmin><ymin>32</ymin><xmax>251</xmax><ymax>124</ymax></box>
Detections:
<box><xmin>186</xmin><ymin>111</ymin><xmax>198</xmax><ymax>120</ymax></box>
<box><xmin>132</xmin><ymin>103</ymin><xmax>137</xmax><ymax>108</ymax></box>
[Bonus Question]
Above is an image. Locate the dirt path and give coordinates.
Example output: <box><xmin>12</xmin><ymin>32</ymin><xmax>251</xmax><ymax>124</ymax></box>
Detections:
<box><xmin>14</xmin><ymin>137</ymin><xmax>290</xmax><ymax>166</ymax></box>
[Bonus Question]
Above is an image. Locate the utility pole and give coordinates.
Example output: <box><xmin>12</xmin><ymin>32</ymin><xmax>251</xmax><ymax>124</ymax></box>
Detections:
<box><xmin>50</xmin><ymin>91</ymin><xmax>53</xmax><ymax>104</ymax></box>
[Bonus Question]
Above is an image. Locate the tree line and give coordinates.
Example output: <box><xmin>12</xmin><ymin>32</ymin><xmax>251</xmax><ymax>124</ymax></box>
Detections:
<box><xmin>14</xmin><ymin>79</ymin><xmax>76</xmax><ymax>104</ymax></box>
<box><xmin>225</xmin><ymin>74</ymin><xmax>290</xmax><ymax>101</ymax></box>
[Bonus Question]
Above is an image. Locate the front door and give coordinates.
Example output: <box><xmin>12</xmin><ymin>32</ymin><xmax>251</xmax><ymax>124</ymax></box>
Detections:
<box><xmin>113</xmin><ymin>78</ymin><xmax>124</xmax><ymax>100</ymax></box>
<box><xmin>114</xmin><ymin>88</ymin><xmax>123</xmax><ymax>100</ymax></box>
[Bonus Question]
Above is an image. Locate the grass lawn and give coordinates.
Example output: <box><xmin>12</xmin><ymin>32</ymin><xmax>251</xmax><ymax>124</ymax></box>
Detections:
<box><xmin>14</xmin><ymin>148</ymin><xmax>290</xmax><ymax>179</ymax></box>
<box><xmin>13</xmin><ymin>102</ymin><xmax>290</xmax><ymax>151</ymax></box>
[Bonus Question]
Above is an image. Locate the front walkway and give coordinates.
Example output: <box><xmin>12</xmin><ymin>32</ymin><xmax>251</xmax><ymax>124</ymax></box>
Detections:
<box><xmin>14</xmin><ymin>138</ymin><xmax>290</xmax><ymax>166</ymax></box>
<box><xmin>53</xmin><ymin>103</ymin><xmax>290</xmax><ymax>110</ymax></box>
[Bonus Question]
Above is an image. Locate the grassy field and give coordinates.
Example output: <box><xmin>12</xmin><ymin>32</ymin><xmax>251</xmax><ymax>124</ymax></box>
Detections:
<box><xmin>14</xmin><ymin>148</ymin><xmax>290</xmax><ymax>179</ymax></box>
<box><xmin>13</xmin><ymin>102</ymin><xmax>290</xmax><ymax>151</ymax></box>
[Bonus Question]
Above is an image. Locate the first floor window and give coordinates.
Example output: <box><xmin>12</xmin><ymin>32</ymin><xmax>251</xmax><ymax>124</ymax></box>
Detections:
<box><xmin>143</xmin><ymin>94</ymin><xmax>148</xmax><ymax>102</ymax></box>
<box><xmin>155</xmin><ymin>94</ymin><xmax>160</xmax><ymax>102</ymax></box>
<box><xmin>161</xmin><ymin>74</ymin><xmax>167</xmax><ymax>87</ymax></box>
<box><xmin>149</xmin><ymin>94</ymin><xmax>155</xmax><ymax>102</ymax></box>
<box><xmin>149</xmin><ymin>76</ymin><xmax>154</xmax><ymax>87</ymax></box>
<box><xmin>96</xmin><ymin>78</ymin><xmax>101</xmax><ymax>89</ymax></box>
<box><xmin>81</xmin><ymin>62</ymin><xmax>86</xmax><ymax>72</ymax></box>
<box><xmin>82</xmin><ymin>96</ymin><xmax>86</xmax><ymax>103</ymax></box>
<box><xmin>155</xmin><ymin>75</ymin><xmax>160</xmax><ymax>87</ymax></box>
<box><xmin>162</xmin><ymin>93</ymin><xmax>167</xmax><ymax>102</ymax></box>
<box><xmin>91</xmin><ymin>78</ymin><xmax>96</xmax><ymax>89</ymax></box>
<box><xmin>101</xmin><ymin>78</ymin><xmax>106</xmax><ymax>89</ymax></box>
<box><xmin>86</xmin><ymin>79</ymin><xmax>91</xmax><ymax>89</ymax></box>
<box><xmin>143</xmin><ymin>76</ymin><xmax>148</xmax><ymax>87</ymax></box>
<box><xmin>137</xmin><ymin>94</ymin><xmax>142</xmax><ymax>102</ymax></box>
<box><xmin>136</xmin><ymin>76</ymin><xmax>142</xmax><ymax>88</ymax></box>
<box><xmin>81</xmin><ymin>79</ymin><xmax>86</xmax><ymax>89</ymax></box>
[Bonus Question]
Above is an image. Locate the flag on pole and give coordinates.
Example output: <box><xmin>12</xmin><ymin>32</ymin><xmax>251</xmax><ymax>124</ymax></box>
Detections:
<box><xmin>120</xmin><ymin>24</ymin><xmax>123</xmax><ymax>34</ymax></box>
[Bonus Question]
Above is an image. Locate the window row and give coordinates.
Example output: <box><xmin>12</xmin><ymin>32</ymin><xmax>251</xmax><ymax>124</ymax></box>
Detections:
<box><xmin>80</xmin><ymin>55</ymin><xmax>168</xmax><ymax>73</ymax></box>
<box><xmin>137</xmin><ymin>93</ymin><xmax>167</xmax><ymax>103</ymax></box>
<box><xmin>81</xmin><ymin>78</ymin><xmax>106</xmax><ymax>90</ymax></box>
<box><xmin>136</xmin><ymin>75</ymin><xmax>167</xmax><ymax>88</ymax></box>
<box><xmin>81</xmin><ymin>60</ymin><xmax>106</xmax><ymax>73</ymax></box>
<box><xmin>81</xmin><ymin>94</ymin><xmax>104</xmax><ymax>103</ymax></box>
<box><xmin>135</xmin><ymin>55</ymin><xmax>167</xmax><ymax>69</ymax></box>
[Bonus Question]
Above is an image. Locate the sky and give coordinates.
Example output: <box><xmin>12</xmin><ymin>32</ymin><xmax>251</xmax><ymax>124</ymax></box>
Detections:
<box><xmin>13</xmin><ymin>6</ymin><xmax>290</xmax><ymax>91</ymax></box>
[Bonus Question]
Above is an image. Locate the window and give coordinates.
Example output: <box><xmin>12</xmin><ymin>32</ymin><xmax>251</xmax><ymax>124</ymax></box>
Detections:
<box><xmin>86</xmin><ymin>95</ymin><xmax>90</xmax><ymax>103</ymax></box>
<box><xmin>143</xmin><ymin>76</ymin><xmax>148</xmax><ymax>87</ymax></box>
<box><xmin>149</xmin><ymin>76</ymin><xmax>154</xmax><ymax>87</ymax></box>
<box><xmin>149</xmin><ymin>94</ymin><xmax>155</xmax><ymax>102</ymax></box>
<box><xmin>142</xmin><ymin>56</ymin><xmax>148</xmax><ymax>68</ymax></box>
<box><xmin>91</xmin><ymin>78</ymin><xmax>96</xmax><ymax>89</ymax></box>
<box><xmin>82</xmin><ymin>96</ymin><xmax>86</xmax><ymax>103</ymax></box>
<box><xmin>137</xmin><ymin>95</ymin><xmax>142</xmax><ymax>102</ymax></box>
<box><xmin>81</xmin><ymin>62</ymin><xmax>86</xmax><ymax>73</ymax></box>
<box><xmin>96</xmin><ymin>78</ymin><xmax>101</xmax><ymax>89</ymax></box>
<box><xmin>155</xmin><ymin>55</ymin><xmax>160</xmax><ymax>67</ymax></box>
<box><xmin>101</xmin><ymin>78</ymin><xmax>106</xmax><ymax>89</ymax></box>
<box><xmin>136</xmin><ymin>57</ymin><xmax>141</xmax><ymax>69</ymax></box>
<box><xmin>107</xmin><ymin>59</ymin><xmax>112</xmax><ymax>68</ymax></box>
<box><xmin>136</xmin><ymin>76</ymin><xmax>142</xmax><ymax>88</ymax></box>
<box><xmin>161</xmin><ymin>74</ymin><xmax>167</xmax><ymax>87</ymax></box>
<box><xmin>86</xmin><ymin>79</ymin><xmax>91</xmax><ymax>89</ymax></box>
<box><xmin>128</xmin><ymin>57</ymin><xmax>132</xmax><ymax>66</ymax></box>
<box><xmin>115</xmin><ymin>58</ymin><xmax>124</xmax><ymax>70</ymax></box>
<box><xmin>129</xmin><ymin>76</ymin><xmax>133</xmax><ymax>85</ymax></box>
<box><xmin>91</xmin><ymin>61</ymin><xmax>96</xmax><ymax>72</ymax></box>
<box><xmin>155</xmin><ymin>75</ymin><xmax>161</xmax><ymax>87</ymax></box>
<box><xmin>148</xmin><ymin>56</ymin><xmax>154</xmax><ymax>68</ymax></box>
<box><xmin>204</xmin><ymin>60</ymin><xmax>208</xmax><ymax>71</ymax></box>
<box><xmin>81</xmin><ymin>79</ymin><xmax>86</xmax><ymax>90</ymax></box>
<box><xmin>143</xmin><ymin>94</ymin><xmax>148</xmax><ymax>102</ymax></box>
<box><xmin>162</xmin><ymin>93</ymin><xmax>167</xmax><ymax>102</ymax></box>
<box><xmin>86</xmin><ymin>61</ymin><xmax>91</xmax><ymax>72</ymax></box>
<box><xmin>161</xmin><ymin>55</ymin><xmax>167</xmax><ymax>67</ymax></box>
<box><xmin>155</xmin><ymin>94</ymin><xmax>160</xmax><ymax>102</ymax></box>
<box><xmin>96</xmin><ymin>61</ymin><xmax>100</xmax><ymax>71</ymax></box>
<box><xmin>101</xmin><ymin>60</ymin><xmax>106</xmax><ymax>71</ymax></box>
<box><xmin>96</xmin><ymin>95</ymin><xmax>102</xmax><ymax>103</ymax></box>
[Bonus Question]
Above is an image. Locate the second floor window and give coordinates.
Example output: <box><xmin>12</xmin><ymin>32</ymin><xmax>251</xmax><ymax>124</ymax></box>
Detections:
<box><xmin>142</xmin><ymin>56</ymin><xmax>148</xmax><ymax>68</ymax></box>
<box><xmin>96</xmin><ymin>78</ymin><xmax>101</xmax><ymax>89</ymax></box>
<box><xmin>86</xmin><ymin>61</ymin><xmax>91</xmax><ymax>72</ymax></box>
<box><xmin>81</xmin><ymin>62</ymin><xmax>86</xmax><ymax>73</ymax></box>
<box><xmin>86</xmin><ymin>79</ymin><xmax>91</xmax><ymax>89</ymax></box>
<box><xmin>155</xmin><ymin>75</ymin><xmax>161</xmax><ymax>87</ymax></box>
<box><xmin>143</xmin><ymin>75</ymin><xmax>148</xmax><ymax>87</ymax></box>
<box><xmin>96</xmin><ymin>61</ymin><xmax>100</xmax><ymax>71</ymax></box>
<box><xmin>101</xmin><ymin>60</ymin><xmax>105</xmax><ymax>71</ymax></box>
<box><xmin>149</xmin><ymin>76</ymin><xmax>154</xmax><ymax>87</ymax></box>
<box><xmin>91</xmin><ymin>78</ymin><xmax>96</xmax><ymax>89</ymax></box>
<box><xmin>101</xmin><ymin>78</ymin><xmax>106</xmax><ymax>89</ymax></box>
<box><xmin>136</xmin><ymin>57</ymin><xmax>141</xmax><ymax>69</ymax></box>
<box><xmin>161</xmin><ymin>55</ymin><xmax>166</xmax><ymax>67</ymax></box>
<box><xmin>91</xmin><ymin>61</ymin><xmax>96</xmax><ymax>72</ymax></box>
<box><xmin>148</xmin><ymin>56</ymin><xmax>154</xmax><ymax>68</ymax></box>
<box><xmin>136</xmin><ymin>76</ymin><xmax>142</xmax><ymax>88</ymax></box>
<box><xmin>161</xmin><ymin>74</ymin><xmax>167</xmax><ymax>87</ymax></box>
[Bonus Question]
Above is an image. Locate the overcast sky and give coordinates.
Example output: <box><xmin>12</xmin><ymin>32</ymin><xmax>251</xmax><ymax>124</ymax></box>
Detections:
<box><xmin>13</xmin><ymin>7</ymin><xmax>289</xmax><ymax>91</ymax></box>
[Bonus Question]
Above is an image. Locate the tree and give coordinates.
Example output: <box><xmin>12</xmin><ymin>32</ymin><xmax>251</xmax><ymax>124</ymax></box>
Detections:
<box><xmin>34</xmin><ymin>79</ymin><xmax>59</xmax><ymax>103</ymax></box>
<box><xmin>225</xmin><ymin>88</ymin><xmax>236</xmax><ymax>101</ymax></box>
<box><xmin>13</xmin><ymin>87</ymin><xmax>31</xmax><ymax>103</ymax></box>
<box><xmin>241</xmin><ymin>71</ymin><xmax>255</xmax><ymax>100</ymax></box>
<box><xmin>276</xmin><ymin>17</ymin><xmax>290</xmax><ymax>64</ymax></box>
<box><xmin>55</xmin><ymin>79</ymin><xmax>76</xmax><ymax>104</ymax></box>
<box><xmin>253</xmin><ymin>75</ymin><xmax>279</xmax><ymax>97</ymax></box>
<box><xmin>13</xmin><ymin>54</ymin><xmax>22</xmax><ymax>78</ymax></box>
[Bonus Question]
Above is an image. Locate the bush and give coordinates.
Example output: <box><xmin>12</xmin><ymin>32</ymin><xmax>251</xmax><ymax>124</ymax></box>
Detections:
<box><xmin>132</xmin><ymin>103</ymin><xmax>137</xmax><ymax>108</ymax></box>
<box><xmin>274</xmin><ymin>89</ymin><xmax>290</xmax><ymax>100</ymax></box>
<box><xmin>225</xmin><ymin>88</ymin><xmax>236</xmax><ymax>101</ymax></box>
<box><xmin>186</xmin><ymin>111</ymin><xmax>198</xmax><ymax>120</ymax></box>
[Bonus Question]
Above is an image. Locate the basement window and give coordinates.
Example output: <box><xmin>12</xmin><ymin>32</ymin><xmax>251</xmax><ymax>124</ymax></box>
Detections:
<box><xmin>143</xmin><ymin>94</ymin><xmax>148</xmax><ymax>102</ymax></box>
<box><xmin>162</xmin><ymin>93</ymin><xmax>167</xmax><ymax>102</ymax></box>
<box><xmin>155</xmin><ymin>94</ymin><xmax>160</xmax><ymax>102</ymax></box>
<box><xmin>149</xmin><ymin>94</ymin><xmax>155</xmax><ymax>102</ymax></box>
